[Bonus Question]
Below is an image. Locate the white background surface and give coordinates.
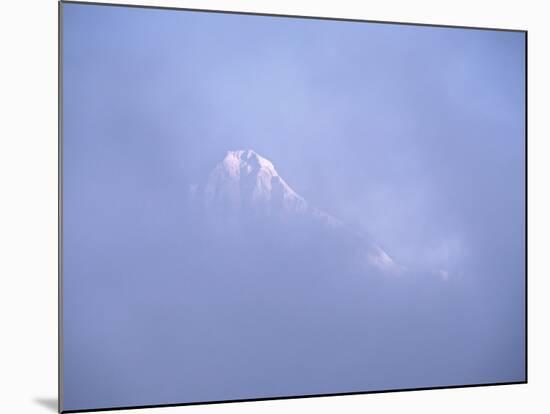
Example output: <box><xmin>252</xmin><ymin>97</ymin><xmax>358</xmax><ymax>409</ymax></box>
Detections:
<box><xmin>0</xmin><ymin>0</ymin><xmax>547</xmax><ymax>413</ymax></box>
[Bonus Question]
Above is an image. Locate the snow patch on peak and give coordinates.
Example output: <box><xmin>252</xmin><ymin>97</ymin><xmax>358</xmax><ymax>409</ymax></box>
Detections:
<box><xmin>367</xmin><ymin>245</ymin><xmax>400</xmax><ymax>273</ymax></box>
<box><xmin>223</xmin><ymin>149</ymin><xmax>278</xmax><ymax>178</ymax></box>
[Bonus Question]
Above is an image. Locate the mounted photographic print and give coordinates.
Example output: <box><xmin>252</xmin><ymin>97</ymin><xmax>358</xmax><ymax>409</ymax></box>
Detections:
<box><xmin>60</xmin><ymin>1</ymin><xmax>527</xmax><ymax>412</ymax></box>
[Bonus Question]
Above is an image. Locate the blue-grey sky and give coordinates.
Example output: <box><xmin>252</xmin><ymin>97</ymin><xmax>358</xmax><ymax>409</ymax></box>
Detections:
<box><xmin>62</xmin><ymin>3</ymin><xmax>525</xmax><ymax>411</ymax></box>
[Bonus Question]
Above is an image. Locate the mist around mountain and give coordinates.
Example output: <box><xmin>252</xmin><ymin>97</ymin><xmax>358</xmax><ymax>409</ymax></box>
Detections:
<box><xmin>63</xmin><ymin>146</ymin><xmax>523</xmax><ymax>410</ymax></box>
<box><xmin>127</xmin><ymin>150</ymin><xmax>481</xmax><ymax>400</ymax></box>
<box><xmin>102</xmin><ymin>148</ymin><xmax>504</xmax><ymax>403</ymax></box>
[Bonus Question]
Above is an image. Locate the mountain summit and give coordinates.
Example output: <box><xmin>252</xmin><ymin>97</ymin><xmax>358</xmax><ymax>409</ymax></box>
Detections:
<box><xmin>204</xmin><ymin>149</ymin><xmax>308</xmax><ymax>214</ymax></box>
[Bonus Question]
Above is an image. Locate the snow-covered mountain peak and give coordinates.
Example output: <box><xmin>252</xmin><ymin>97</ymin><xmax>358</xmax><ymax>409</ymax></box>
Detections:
<box><xmin>203</xmin><ymin>149</ymin><xmax>306</xmax><ymax>213</ymax></box>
